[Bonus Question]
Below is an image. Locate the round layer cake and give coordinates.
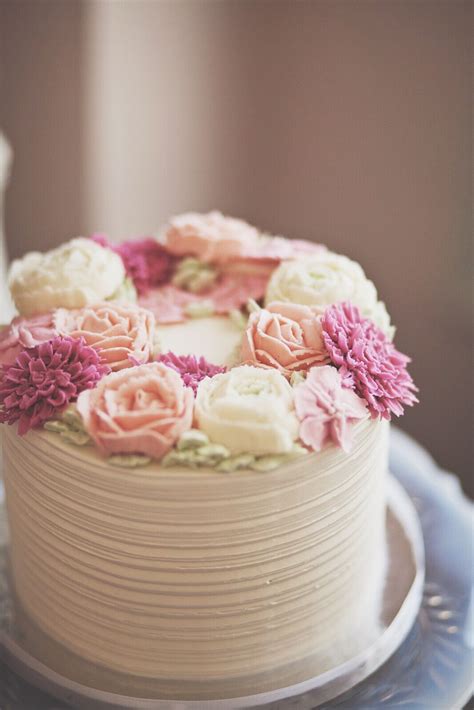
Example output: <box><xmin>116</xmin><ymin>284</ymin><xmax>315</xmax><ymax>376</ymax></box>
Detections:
<box><xmin>0</xmin><ymin>212</ymin><xmax>418</xmax><ymax>699</ymax></box>
<box><xmin>2</xmin><ymin>415</ymin><xmax>388</xmax><ymax>697</ymax></box>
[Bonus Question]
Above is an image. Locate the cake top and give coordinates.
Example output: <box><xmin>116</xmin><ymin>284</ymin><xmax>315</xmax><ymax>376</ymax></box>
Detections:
<box><xmin>0</xmin><ymin>212</ymin><xmax>417</xmax><ymax>472</ymax></box>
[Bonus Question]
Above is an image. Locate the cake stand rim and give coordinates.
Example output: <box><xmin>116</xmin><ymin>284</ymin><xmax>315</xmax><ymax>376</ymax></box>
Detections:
<box><xmin>0</xmin><ymin>473</ymin><xmax>425</xmax><ymax>709</ymax></box>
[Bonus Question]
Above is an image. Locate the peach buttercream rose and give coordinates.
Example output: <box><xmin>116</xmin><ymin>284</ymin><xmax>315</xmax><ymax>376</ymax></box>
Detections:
<box><xmin>241</xmin><ymin>302</ymin><xmax>330</xmax><ymax>377</ymax></box>
<box><xmin>161</xmin><ymin>211</ymin><xmax>260</xmax><ymax>263</ymax></box>
<box><xmin>55</xmin><ymin>303</ymin><xmax>155</xmax><ymax>371</ymax></box>
<box><xmin>76</xmin><ymin>362</ymin><xmax>194</xmax><ymax>459</ymax></box>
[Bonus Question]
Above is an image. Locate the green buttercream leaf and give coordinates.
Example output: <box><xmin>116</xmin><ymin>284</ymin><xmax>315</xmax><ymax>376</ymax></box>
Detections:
<box><xmin>246</xmin><ymin>298</ymin><xmax>261</xmax><ymax>314</ymax></box>
<box><xmin>290</xmin><ymin>443</ymin><xmax>309</xmax><ymax>457</ymax></box>
<box><xmin>197</xmin><ymin>444</ymin><xmax>230</xmax><ymax>461</ymax></box>
<box><xmin>106</xmin><ymin>277</ymin><xmax>137</xmax><ymax>304</ymax></box>
<box><xmin>172</xmin><ymin>258</ymin><xmax>218</xmax><ymax>294</ymax></box>
<box><xmin>61</xmin><ymin>429</ymin><xmax>91</xmax><ymax>446</ymax></box>
<box><xmin>108</xmin><ymin>454</ymin><xmax>152</xmax><ymax>468</ymax></box>
<box><xmin>162</xmin><ymin>450</ymin><xmax>198</xmax><ymax>468</ymax></box>
<box><xmin>228</xmin><ymin>309</ymin><xmax>248</xmax><ymax>331</ymax></box>
<box><xmin>61</xmin><ymin>405</ymin><xmax>86</xmax><ymax>430</ymax></box>
<box><xmin>250</xmin><ymin>445</ymin><xmax>308</xmax><ymax>472</ymax></box>
<box><xmin>227</xmin><ymin>343</ymin><xmax>244</xmax><ymax>368</ymax></box>
<box><xmin>152</xmin><ymin>331</ymin><xmax>162</xmax><ymax>358</ymax></box>
<box><xmin>249</xmin><ymin>456</ymin><xmax>284</xmax><ymax>472</ymax></box>
<box><xmin>162</xmin><ymin>430</ymin><xmax>308</xmax><ymax>473</ymax></box>
<box><xmin>217</xmin><ymin>454</ymin><xmax>255</xmax><ymax>473</ymax></box>
<box><xmin>44</xmin><ymin>420</ymin><xmax>69</xmax><ymax>434</ymax></box>
<box><xmin>290</xmin><ymin>371</ymin><xmax>307</xmax><ymax>387</ymax></box>
<box><xmin>44</xmin><ymin>405</ymin><xmax>91</xmax><ymax>446</ymax></box>
<box><xmin>184</xmin><ymin>300</ymin><xmax>215</xmax><ymax>318</ymax></box>
<box><xmin>177</xmin><ymin>429</ymin><xmax>210</xmax><ymax>450</ymax></box>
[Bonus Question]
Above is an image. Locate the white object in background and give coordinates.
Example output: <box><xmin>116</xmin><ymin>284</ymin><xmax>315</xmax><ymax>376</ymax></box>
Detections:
<box><xmin>0</xmin><ymin>132</ymin><xmax>14</xmax><ymax>323</ymax></box>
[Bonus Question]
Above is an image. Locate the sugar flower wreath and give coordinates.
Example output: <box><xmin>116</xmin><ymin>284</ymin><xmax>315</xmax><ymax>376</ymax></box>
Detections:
<box><xmin>0</xmin><ymin>211</ymin><xmax>418</xmax><ymax>469</ymax></box>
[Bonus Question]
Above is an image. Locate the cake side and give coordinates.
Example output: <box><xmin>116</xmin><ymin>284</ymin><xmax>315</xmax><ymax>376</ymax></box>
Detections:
<box><xmin>0</xmin><ymin>210</ymin><xmax>417</xmax><ymax>697</ymax></box>
<box><xmin>3</xmin><ymin>417</ymin><xmax>388</xmax><ymax>691</ymax></box>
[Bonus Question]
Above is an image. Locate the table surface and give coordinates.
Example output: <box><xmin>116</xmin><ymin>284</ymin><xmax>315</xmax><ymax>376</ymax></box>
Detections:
<box><xmin>0</xmin><ymin>428</ymin><xmax>472</xmax><ymax>710</ymax></box>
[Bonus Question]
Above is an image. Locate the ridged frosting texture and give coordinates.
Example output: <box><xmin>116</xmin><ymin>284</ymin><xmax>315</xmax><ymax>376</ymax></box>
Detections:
<box><xmin>3</xmin><ymin>418</ymin><xmax>388</xmax><ymax>694</ymax></box>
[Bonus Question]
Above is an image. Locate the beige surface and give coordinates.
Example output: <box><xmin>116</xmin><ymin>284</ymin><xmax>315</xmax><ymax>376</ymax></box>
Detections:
<box><xmin>158</xmin><ymin>316</ymin><xmax>242</xmax><ymax>365</ymax></box>
<box><xmin>2</xmin><ymin>418</ymin><xmax>388</xmax><ymax>697</ymax></box>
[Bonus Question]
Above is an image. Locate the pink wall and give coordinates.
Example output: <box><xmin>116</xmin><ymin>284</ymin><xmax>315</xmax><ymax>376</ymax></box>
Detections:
<box><xmin>0</xmin><ymin>0</ymin><xmax>472</xmax><ymax>493</ymax></box>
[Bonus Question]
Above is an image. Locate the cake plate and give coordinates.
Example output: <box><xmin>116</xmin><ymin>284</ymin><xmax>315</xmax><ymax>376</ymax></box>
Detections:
<box><xmin>0</xmin><ymin>428</ymin><xmax>472</xmax><ymax>709</ymax></box>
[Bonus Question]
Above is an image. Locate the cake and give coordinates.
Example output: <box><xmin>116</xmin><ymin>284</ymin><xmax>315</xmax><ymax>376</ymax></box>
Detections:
<box><xmin>0</xmin><ymin>212</ymin><xmax>418</xmax><ymax>700</ymax></box>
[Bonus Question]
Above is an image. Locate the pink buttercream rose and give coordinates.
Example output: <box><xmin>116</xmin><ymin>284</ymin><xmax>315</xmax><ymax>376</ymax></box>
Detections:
<box><xmin>0</xmin><ymin>314</ymin><xmax>58</xmax><ymax>366</ymax></box>
<box><xmin>163</xmin><ymin>211</ymin><xmax>325</xmax><ymax>269</ymax></box>
<box><xmin>241</xmin><ymin>302</ymin><xmax>330</xmax><ymax>377</ymax></box>
<box><xmin>55</xmin><ymin>303</ymin><xmax>155</xmax><ymax>371</ymax></box>
<box><xmin>163</xmin><ymin>211</ymin><xmax>260</xmax><ymax>263</ymax></box>
<box><xmin>294</xmin><ymin>366</ymin><xmax>368</xmax><ymax>453</ymax></box>
<box><xmin>76</xmin><ymin>362</ymin><xmax>194</xmax><ymax>459</ymax></box>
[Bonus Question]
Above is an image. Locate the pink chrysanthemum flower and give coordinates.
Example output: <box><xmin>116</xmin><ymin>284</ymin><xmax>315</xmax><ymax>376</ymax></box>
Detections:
<box><xmin>0</xmin><ymin>336</ymin><xmax>110</xmax><ymax>435</ymax></box>
<box><xmin>156</xmin><ymin>352</ymin><xmax>226</xmax><ymax>394</ymax></box>
<box><xmin>321</xmin><ymin>302</ymin><xmax>418</xmax><ymax>420</ymax></box>
<box><xmin>91</xmin><ymin>233</ymin><xmax>174</xmax><ymax>295</ymax></box>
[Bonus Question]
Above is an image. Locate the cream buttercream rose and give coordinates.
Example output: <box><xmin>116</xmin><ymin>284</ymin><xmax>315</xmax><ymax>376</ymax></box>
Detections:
<box><xmin>265</xmin><ymin>251</ymin><xmax>394</xmax><ymax>337</ymax></box>
<box><xmin>194</xmin><ymin>365</ymin><xmax>298</xmax><ymax>455</ymax></box>
<box><xmin>55</xmin><ymin>303</ymin><xmax>155</xmax><ymax>371</ymax></box>
<box><xmin>241</xmin><ymin>301</ymin><xmax>330</xmax><ymax>377</ymax></box>
<box><xmin>8</xmin><ymin>238</ymin><xmax>125</xmax><ymax>316</ymax></box>
<box><xmin>77</xmin><ymin>363</ymin><xmax>194</xmax><ymax>459</ymax></box>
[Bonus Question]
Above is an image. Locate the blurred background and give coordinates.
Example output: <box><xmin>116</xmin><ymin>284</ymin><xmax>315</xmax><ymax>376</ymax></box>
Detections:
<box><xmin>0</xmin><ymin>0</ymin><xmax>472</xmax><ymax>494</ymax></box>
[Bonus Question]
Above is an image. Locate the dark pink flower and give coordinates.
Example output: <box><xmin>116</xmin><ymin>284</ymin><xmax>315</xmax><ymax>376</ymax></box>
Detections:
<box><xmin>156</xmin><ymin>352</ymin><xmax>226</xmax><ymax>394</ymax></box>
<box><xmin>0</xmin><ymin>336</ymin><xmax>110</xmax><ymax>435</ymax></box>
<box><xmin>91</xmin><ymin>233</ymin><xmax>175</xmax><ymax>295</ymax></box>
<box><xmin>321</xmin><ymin>302</ymin><xmax>418</xmax><ymax>420</ymax></box>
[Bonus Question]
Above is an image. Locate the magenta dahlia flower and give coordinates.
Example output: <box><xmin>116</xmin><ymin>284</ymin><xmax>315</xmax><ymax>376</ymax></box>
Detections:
<box><xmin>156</xmin><ymin>352</ymin><xmax>226</xmax><ymax>394</ymax></box>
<box><xmin>321</xmin><ymin>302</ymin><xmax>418</xmax><ymax>420</ymax></box>
<box><xmin>0</xmin><ymin>336</ymin><xmax>110</xmax><ymax>435</ymax></box>
<box><xmin>91</xmin><ymin>233</ymin><xmax>174</xmax><ymax>295</ymax></box>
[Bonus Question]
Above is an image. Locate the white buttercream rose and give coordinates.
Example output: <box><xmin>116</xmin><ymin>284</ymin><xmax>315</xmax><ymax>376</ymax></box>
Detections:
<box><xmin>265</xmin><ymin>251</ymin><xmax>394</xmax><ymax>337</ymax></box>
<box><xmin>195</xmin><ymin>365</ymin><xmax>298</xmax><ymax>455</ymax></box>
<box><xmin>8</xmin><ymin>238</ymin><xmax>125</xmax><ymax>316</ymax></box>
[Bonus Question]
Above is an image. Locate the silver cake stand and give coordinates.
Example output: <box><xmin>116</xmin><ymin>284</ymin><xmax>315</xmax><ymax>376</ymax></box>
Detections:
<box><xmin>0</xmin><ymin>428</ymin><xmax>472</xmax><ymax>709</ymax></box>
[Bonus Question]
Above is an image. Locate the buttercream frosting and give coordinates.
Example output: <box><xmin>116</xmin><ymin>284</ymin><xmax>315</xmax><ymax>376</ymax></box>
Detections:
<box><xmin>2</xmin><ymin>417</ymin><xmax>388</xmax><ymax>695</ymax></box>
<box><xmin>0</xmin><ymin>212</ymin><xmax>414</xmax><ymax>698</ymax></box>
